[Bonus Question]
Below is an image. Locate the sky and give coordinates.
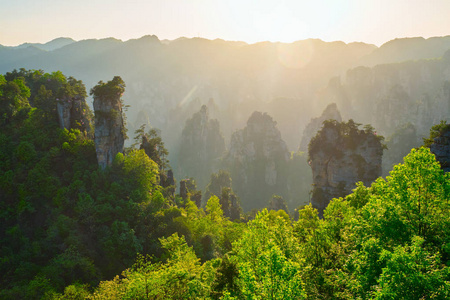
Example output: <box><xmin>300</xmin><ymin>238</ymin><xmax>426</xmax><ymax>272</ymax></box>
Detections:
<box><xmin>1</xmin><ymin>0</ymin><xmax>449</xmax><ymax>47</ymax></box>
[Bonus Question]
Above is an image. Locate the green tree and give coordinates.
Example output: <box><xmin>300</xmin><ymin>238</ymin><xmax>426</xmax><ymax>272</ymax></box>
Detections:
<box><xmin>336</xmin><ymin>147</ymin><xmax>450</xmax><ymax>298</ymax></box>
<box><xmin>373</xmin><ymin>236</ymin><xmax>449</xmax><ymax>299</ymax></box>
<box><xmin>231</xmin><ymin>209</ymin><xmax>305</xmax><ymax>300</ymax></box>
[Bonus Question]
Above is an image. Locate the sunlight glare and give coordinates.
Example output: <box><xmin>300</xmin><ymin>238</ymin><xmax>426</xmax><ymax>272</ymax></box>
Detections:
<box><xmin>277</xmin><ymin>40</ymin><xmax>314</xmax><ymax>69</ymax></box>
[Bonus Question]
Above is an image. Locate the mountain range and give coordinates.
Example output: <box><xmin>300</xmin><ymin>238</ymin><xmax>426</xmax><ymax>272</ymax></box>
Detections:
<box><xmin>1</xmin><ymin>34</ymin><xmax>449</xmax><ymax>154</ymax></box>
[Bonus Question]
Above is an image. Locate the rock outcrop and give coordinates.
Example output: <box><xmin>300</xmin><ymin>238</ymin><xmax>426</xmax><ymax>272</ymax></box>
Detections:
<box><xmin>139</xmin><ymin>128</ymin><xmax>169</xmax><ymax>171</ymax></box>
<box><xmin>224</xmin><ymin>111</ymin><xmax>290</xmax><ymax>210</ymax></box>
<box><xmin>179</xmin><ymin>179</ymin><xmax>188</xmax><ymax>200</ymax></box>
<box><xmin>177</xmin><ymin>105</ymin><xmax>226</xmax><ymax>189</ymax></box>
<box><xmin>308</xmin><ymin>120</ymin><xmax>384</xmax><ymax>216</ymax></box>
<box><xmin>204</xmin><ymin>170</ymin><xmax>242</xmax><ymax>219</ymax></box>
<box><xmin>91</xmin><ymin>77</ymin><xmax>126</xmax><ymax>169</ymax></box>
<box><xmin>299</xmin><ymin>103</ymin><xmax>342</xmax><ymax>151</ymax></box>
<box><xmin>268</xmin><ymin>195</ymin><xmax>289</xmax><ymax>214</ymax></box>
<box><xmin>56</xmin><ymin>95</ymin><xmax>91</xmax><ymax>133</ymax></box>
<box><xmin>429</xmin><ymin>124</ymin><xmax>450</xmax><ymax>172</ymax></box>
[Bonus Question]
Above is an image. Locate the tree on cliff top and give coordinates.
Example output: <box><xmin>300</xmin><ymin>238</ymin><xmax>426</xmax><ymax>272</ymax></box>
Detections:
<box><xmin>90</xmin><ymin>76</ymin><xmax>125</xmax><ymax>100</ymax></box>
<box><xmin>423</xmin><ymin>120</ymin><xmax>450</xmax><ymax>147</ymax></box>
<box><xmin>91</xmin><ymin>76</ymin><xmax>128</xmax><ymax>142</ymax></box>
<box><xmin>308</xmin><ymin>119</ymin><xmax>386</xmax><ymax>161</ymax></box>
<box><xmin>134</xmin><ymin>124</ymin><xmax>170</xmax><ymax>172</ymax></box>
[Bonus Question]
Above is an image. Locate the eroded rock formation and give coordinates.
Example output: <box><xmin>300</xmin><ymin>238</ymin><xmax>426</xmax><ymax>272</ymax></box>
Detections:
<box><xmin>225</xmin><ymin>111</ymin><xmax>290</xmax><ymax>210</ymax></box>
<box><xmin>178</xmin><ymin>105</ymin><xmax>226</xmax><ymax>188</ymax></box>
<box><xmin>180</xmin><ymin>180</ymin><xmax>188</xmax><ymax>200</ymax></box>
<box><xmin>91</xmin><ymin>77</ymin><xmax>126</xmax><ymax>169</ymax></box>
<box><xmin>308</xmin><ymin>120</ymin><xmax>384</xmax><ymax>216</ymax></box>
<box><xmin>429</xmin><ymin>125</ymin><xmax>450</xmax><ymax>172</ymax></box>
<box><xmin>56</xmin><ymin>95</ymin><xmax>91</xmax><ymax>133</ymax></box>
<box><xmin>204</xmin><ymin>170</ymin><xmax>242</xmax><ymax>219</ymax></box>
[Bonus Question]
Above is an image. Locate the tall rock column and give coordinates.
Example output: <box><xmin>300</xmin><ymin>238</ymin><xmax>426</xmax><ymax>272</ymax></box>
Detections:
<box><xmin>57</xmin><ymin>95</ymin><xmax>92</xmax><ymax>134</ymax></box>
<box><xmin>308</xmin><ymin>120</ymin><xmax>384</xmax><ymax>216</ymax></box>
<box><xmin>430</xmin><ymin>131</ymin><xmax>450</xmax><ymax>172</ymax></box>
<box><xmin>55</xmin><ymin>77</ymin><xmax>92</xmax><ymax>134</ymax></box>
<box><xmin>90</xmin><ymin>76</ymin><xmax>126</xmax><ymax>169</ymax></box>
<box><xmin>178</xmin><ymin>105</ymin><xmax>226</xmax><ymax>189</ymax></box>
<box><xmin>427</xmin><ymin>122</ymin><xmax>450</xmax><ymax>172</ymax></box>
<box><xmin>224</xmin><ymin>111</ymin><xmax>290</xmax><ymax>211</ymax></box>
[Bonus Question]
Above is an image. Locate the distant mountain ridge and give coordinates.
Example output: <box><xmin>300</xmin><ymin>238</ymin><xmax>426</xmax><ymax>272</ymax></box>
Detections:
<box><xmin>0</xmin><ymin>35</ymin><xmax>377</xmax><ymax>147</ymax></box>
<box><xmin>1</xmin><ymin>34</ymin><xmax>449</xmax><ymax>153</ymax></box>
<box><xmin>358</xmin><ymin>35</ymin><xmax>450</xmax><ymax>66</ymax></box>
<box><xmin>5</xmin><ymin>37</ymin><xmax>76</xmax><ymax>51</ymax></box>
<box><xmin>3</xmin><ymin>34</ymin><xmax>450</xmax><ymax>64</ymax></box>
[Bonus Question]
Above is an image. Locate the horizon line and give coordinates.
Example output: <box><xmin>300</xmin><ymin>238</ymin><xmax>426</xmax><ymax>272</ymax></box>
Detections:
<box><xmin>3</xmin><ymin>33</ymin><xmax>450</xmax><ymax>49</ymax></box>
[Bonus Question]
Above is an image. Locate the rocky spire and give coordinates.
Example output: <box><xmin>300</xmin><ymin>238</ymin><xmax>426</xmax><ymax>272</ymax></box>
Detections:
<box><xmin>178</xmin><ymin>105</ymin><xmax>226</xmax><ymax>188</ymax></box>
<box><xmin>56</xmin><ymin>95</ymin><xmax>92</xmax><ymax>133</ymax></box>
<box><xmin>55</xmin><ymin>77</ymin><xmax>92</xmax><ymax>134</ymax></box>
<box><xmin>430</xmin><ymin>132</ymin><xmax>450</xmax><ymax>172</ymax></box>
<box><xmin>91</xmin><ymin>76</ymin><xmax>126</xmax><ymax>169</ymax></box>
<box><xmin>224</xmin><ymin>111</ymin><xmax>290</xmax><ymax>211</ymax></box>
<box><xmin>427</xmin><ymin>122</ymin><xmax>450</xmax><ymax>172</ymax></box>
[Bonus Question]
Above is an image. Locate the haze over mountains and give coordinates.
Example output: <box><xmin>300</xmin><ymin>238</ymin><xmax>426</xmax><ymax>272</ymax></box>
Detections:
<box><xmin>1</xmin><ymin>34</ymin><xmax>449</xmax><ymax>171</ymax></box>
<box><xmin>6</xmin><ymin>37</ymin><xmax>76</xmax><ymax>51</ymax></box>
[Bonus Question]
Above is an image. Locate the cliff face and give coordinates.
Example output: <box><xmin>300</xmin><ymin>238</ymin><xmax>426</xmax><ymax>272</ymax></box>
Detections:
<box><xmin>177</xmin><ymin>105</ymin><xmax>226</xmax><ymax>188</ymax></box>
<box><xmin>309</xmin><ymin>120</ymin><xmax>383</xmax><ymax>216</ymax></box>
<box><xmin>225</xmin><ymin>111</ymin><xmax>290</xmax><ymax>210</ymax></box>
<box><xmin>430</xmin><ymin>126</ymin><xmax>450</xmax><ymax>172</ymax></box>
<box><xmin>91</xmin><ymin>77</ymin><xmax>126</xmax><ymax>169</ymax></box>
<box><xmin>299</xmin><ymin>103</ymin><xmax>342</xmax><ymax>151</ymax></box>
<box><xmin>56</xmin><ymin>95</ymin><xmax>91</xmax><ymax>133</ymax></box>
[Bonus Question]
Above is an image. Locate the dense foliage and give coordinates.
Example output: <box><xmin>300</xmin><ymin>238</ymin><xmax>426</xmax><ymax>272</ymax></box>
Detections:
<box><xmin>54</xmin><ymin>147</ymin><xmax>449</xmax><ymax>299</ymax></box>
<box><xmin>90</xmin><ymin>76</ymin><xmax>125</xmax><ymax>100</ymax></box>
<box><xmin>0</xmin><ymin>71</ymin><xmax>186</xmax><ymax>298</ymax></box>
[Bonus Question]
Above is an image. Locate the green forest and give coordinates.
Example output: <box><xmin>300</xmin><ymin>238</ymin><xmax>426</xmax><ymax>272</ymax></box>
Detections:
<box><xmin>0</xmin><ymin>69</ymin><xmax>449</xmax><ymax>299</ymax></box>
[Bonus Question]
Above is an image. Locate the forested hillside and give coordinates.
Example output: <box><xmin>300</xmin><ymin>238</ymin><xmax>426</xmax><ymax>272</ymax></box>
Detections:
<box><xmin>70</xmin><ymin>143</ymin><xmax>450</xmax><ymax>299</ymax></box>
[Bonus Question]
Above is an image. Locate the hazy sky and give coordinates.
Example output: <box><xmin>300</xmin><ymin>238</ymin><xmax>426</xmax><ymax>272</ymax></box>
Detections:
<box><xmin>1</xmin><ymin>0</ymin><xmax>449</xmax><ymax>46</ymax></box>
